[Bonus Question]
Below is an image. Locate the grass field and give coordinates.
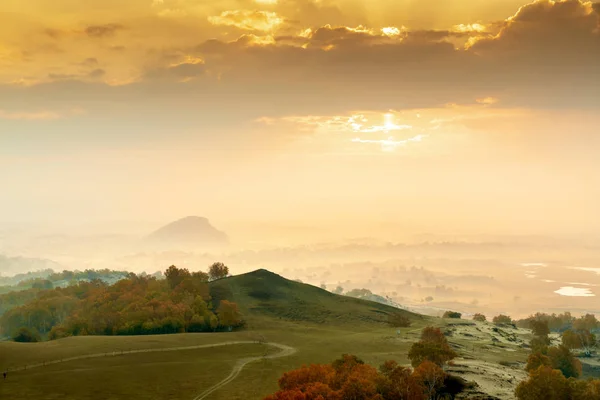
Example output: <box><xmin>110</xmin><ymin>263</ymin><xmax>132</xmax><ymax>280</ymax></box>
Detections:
<box><xmin>0</xmin><ymin>342</ymin><xmax>276</xmax><ymax>399</ymax></box>
<box><xmin>0</xmin><ymin>270</ymin><xmax>535</xmax><ymax>400</ymax></box>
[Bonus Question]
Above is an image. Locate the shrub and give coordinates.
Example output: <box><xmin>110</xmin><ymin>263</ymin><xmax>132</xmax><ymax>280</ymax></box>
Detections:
<box><xmin>443</xmin><ymin>311</ymin><xmax>462</xmax><ymax>319</ymax></box>
<box><xmin>13</xmin><ymin>327</ymin><xmax>41</xmax><ymax>343</ymax></box>
<box><xmin>493</xmin><ymin>314</ymin><xmax>513</xmax><ymax>326</ymax></box>
<box><xmin>473</xmin><ymin>313</ymin><xmax>486</xmax><ymax>322</ymax></box>
<box><xmin>388</xmin><ymin>313</ymin><xmax>411</xmax><ymax>328</ymax></box>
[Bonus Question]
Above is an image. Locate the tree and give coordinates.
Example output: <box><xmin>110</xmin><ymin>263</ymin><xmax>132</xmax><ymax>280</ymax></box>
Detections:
<box><xmin>216</xmin><ymin>300</ymin><xmax>243</xmax><ymax>330</ymax></box>
<box><xmin>493</xmin><ymin>314</ymin><xmax>513</xmax><ymax>325</ymax></box>
<box><xmin>13</xmin><ymin>327</ymin><xmax>41</xmax><ymax>343</ymax></box>
<box><xmin>379</xmin><ymin>361</ymin><xmax>425</xmax><ymax>400</ymax></box>
<box><xmin>525</xmin><ymin>352</ymin><xmax>551</xmax><ymax>372</ymax></box>
<box><xmin>277</xmin><ymin>364</ymin><xmax>335</xmax><ymax>391</ymax></box>
<box><xmin>573</xmin><ymin>313</ymin><xmax>599</xmax><ymax>331</ymax></box>
<box><xmin>530</xmin><ymin>336</ymin><xmax>550</xmax><ymax>354</ymax></box>
<box><xmin>414</xmin><ymin>361</ymin><xmax>445</xmax><ymax>400</ymax></box>
<box><xmin>515</xmin><ymin>366</ymin><xmax>568</xmax><ymax>400</ymax></box>
<box><xmin>530</xmin><ymin>320</ymin><xmax>550</xmax><ymax>338</ymax></box>
<box><xmin>388</xmin><ymin>313</ymin><xmax>411</xmax><ymax>328</ymax></box>
<box><xmin>408</xmin><ymin>327</ymin><xmax>457</xmax><ymax>368</ymax></box>
<box><xmin>208</xmin><ymin>262</ymin><xmax>229</xmax><ymax>281</ymax></box>
<box><xmin>472</xmin><ymin>313</ymin><xmax>486</xmax><ymax>322</ymax></box>
<box><xmin>562</xmin><ymin>329</ymin><xmax>596</xmax><ymax>356</ymax></box>
<box><xmin>562</xmin><ymin>329</ymin><xmax>581</xmax><ymax>350</ymax></box>
<box><xmin>31</xmin><ymin>279</ymin><xmax>53</xmax><ymax>290</ymax></box>
<box><xmin>192</xmin><ymin>271</ymin><xmax>209</xmax><ymax>282</ymax></box>
<box><xmin>584</xmin><ymin>380</ymin><xmax>600</xmax><ymax>400</ymax></box>
<box><xmin>442</xmin><ymin>311</ymin><xmax>461</xmax><ymax>319</ymax></box>
<box><xmin>165</xmin><ymin>265</ymin><xmax>191</xmax><ymax>289</ymax></box>
<box><xmin>547</xmin><ymin>345</ymin><xmax>582</xmax><ymax>378</ymax></box>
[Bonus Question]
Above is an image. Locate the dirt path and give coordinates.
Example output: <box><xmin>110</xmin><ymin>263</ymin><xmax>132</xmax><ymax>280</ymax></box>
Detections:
<box><xmin>7</xmin><ymin>341</ymin><xmax>296</xmax><ymax>375</ymax></box>
<box><xmin>192</xmin><ymin>342</ymin><xmax>297</xmax><ymax>400</ymax></box>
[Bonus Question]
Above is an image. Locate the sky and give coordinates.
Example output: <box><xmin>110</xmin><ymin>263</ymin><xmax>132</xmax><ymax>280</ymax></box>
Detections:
<box><xmin>1</xmin><ymin>0</ymin><xmax>599</xmax><ymax>237</ymax></box>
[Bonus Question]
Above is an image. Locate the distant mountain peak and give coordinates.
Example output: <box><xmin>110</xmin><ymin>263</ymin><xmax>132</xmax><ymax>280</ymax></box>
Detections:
<box><xmin>146</xmin><ymin>216</ymin><xmax>229</xmax><ymax>247</ymax></box>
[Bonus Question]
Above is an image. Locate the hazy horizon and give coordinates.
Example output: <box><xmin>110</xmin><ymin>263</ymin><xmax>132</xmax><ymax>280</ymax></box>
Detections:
<box><xmin>2</xmin><ymin>0</ymin><xmax>600</xmax><ymax>239</ymax></box>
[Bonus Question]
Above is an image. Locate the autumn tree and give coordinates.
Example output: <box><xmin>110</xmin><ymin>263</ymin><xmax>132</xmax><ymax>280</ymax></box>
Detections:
<box><xmin>165</xmin><ymin>265</ymin><xmax>191</xmax><ymax>289</ymax></box>
<box><xmin>573</xmin><ymin>313</ymin><xmax>599</xmax><ymax>331</ymax></box>
<box><xmin>208</xmin><ymin>262</ymin><xmax>229</xmax><ymax>281</ymax></box>
<box><xmin>515</xmin><ymin>366</ymin><xmax>568</xmax><ymax>400</ymax></box>
<box><xmin>547</xmin><ymin>345</ymin><xmax>582</xmax><ymax>378</ymax></box>
<box><xmin>472</xmin><ymin>313</ymin><xmax>486</xmax><ymax>322</ymax></box>
<box><xmin>414</xmin><ymin>361</ymin><xmax>446</xmax><ymax>400</ymax></box>
<box><xmin>216</xmin><ymin>300</ymin><xmax>243</xmax><ymax>330</ymax></box>
<box><xmin>408</xmin><ymin>327</ymin><xmax>457</xmax><ymax>368</ymax></box>
<box><xmin>277</xmin><ymin>364</ymin><xmax>335</xmax><ymax>392</ymax></box>
<box><xmin>530</xmin><ymin>336</ymin><xmax>550</xmax><ymax>354</ymax></box>
<box><xmin>388</xmin><ymin>312</ymin><xmax>411</xmax><ymax>328</ymax></box>
<box><xmin>378</xmin><ymin>361</ymin><xmax>425</xmax><ymax>400</ymax></box>
<box><xmin>562</xmin><ymin>329</ymin><xmax>581</xmax><ymax>350</ymax></box>
<box><xmin>266</xmin><ymin>354</ymin><xmax>383</xmax><ymax>400</ymax></box>
<box><xmin>530</xmin><ymin>319</ymin><xmax>550</xmax><ymax>338</ymax></box>
<box><xmin>562</xmin><ymin>329</ymin><xmax>597</xmax><ymax>356</ymax></box>
<box><xmin>192</xmin><ymin>271</ymin><xmax>209</xmax><ymax>282</ymax></box>
<box><xmin>493</xmin><ymin>314</ymin><xmax>513</xmax><ymax>326</ymax></box>
<box><xmin>442</xmin><ymin>311</ymin><xmax>461</xmax><ymax>319</ymax></box>
<box><xmin>525</xmin><ymin>352</ymin><xmax>551</xmax><ymax>372</ymax></box>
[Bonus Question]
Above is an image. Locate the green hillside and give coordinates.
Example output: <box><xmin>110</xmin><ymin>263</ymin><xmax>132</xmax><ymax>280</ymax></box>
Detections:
<box><xmin>208</xmin><ymin>269</ymin><xmax>422</xmax><ymax>327</ymax></box>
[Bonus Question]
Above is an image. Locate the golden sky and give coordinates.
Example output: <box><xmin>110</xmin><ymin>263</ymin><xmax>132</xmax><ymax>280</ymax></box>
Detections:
<box><xmin>0</xmin><ymin>0</ymin><xmax>599</xmax><ymax>235</ymax></box>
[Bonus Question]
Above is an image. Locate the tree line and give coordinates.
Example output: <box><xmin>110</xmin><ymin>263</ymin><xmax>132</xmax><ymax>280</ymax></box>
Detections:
<box><xmin>516</xmin><ymin>315</ymin><xmax>599</xmax><ymax>400</ymax></box>
<box><xmin>1</xmin><ymin>263</ymin><xmax>243</xmax><ymax>342</ymax></box>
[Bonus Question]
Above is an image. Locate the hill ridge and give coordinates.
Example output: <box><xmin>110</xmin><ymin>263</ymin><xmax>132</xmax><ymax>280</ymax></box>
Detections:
<box><xmin>146</xmin><ymin>216</ymin><xmax>229</xmax><ymax>246</ymax></box>
<box><xmin>209</xmin><ymin>268</ymin><xmax>423</xmax><ymax>327</ymax></box>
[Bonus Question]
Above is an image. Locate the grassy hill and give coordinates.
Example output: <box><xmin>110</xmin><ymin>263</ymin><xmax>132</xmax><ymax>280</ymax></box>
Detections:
<box><xmin>208</xmin><ymin>269</ymin><xmax>421</xmax><ymax>327</ymax></box>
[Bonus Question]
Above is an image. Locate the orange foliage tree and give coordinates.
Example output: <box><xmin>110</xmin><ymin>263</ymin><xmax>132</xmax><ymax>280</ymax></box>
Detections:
<box><xmin>515</xmin><ymin>366</ymin><xmax>568</xmax><ymax>400</ymax></box>
<box><xmin>414</xmin><ymin>361</ymin><xmax>446</xmax><ymax>400</ymax></box>
<box><xmin>408</xmin><ymin>327</ymin><xmax>457</xmax><ymax>368</ymax></box>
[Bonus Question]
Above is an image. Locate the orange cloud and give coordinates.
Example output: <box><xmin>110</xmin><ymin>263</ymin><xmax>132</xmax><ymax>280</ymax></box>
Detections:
<box><xmin>208</xmin><ymin>10</ymin><xmax>284</xmax><ymax>31</ymax></box>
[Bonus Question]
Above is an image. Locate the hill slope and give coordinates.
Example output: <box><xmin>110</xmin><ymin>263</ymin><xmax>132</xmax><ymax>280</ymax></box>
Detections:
<box><xmin>146</xmin><ymin>216</ymin><xmax>228</xmax><ymax>247</ymax></box>
<box><xmin>209</xmin><ymin>269</ymin><xmax>423</xmax><ymax>327</ymax></box>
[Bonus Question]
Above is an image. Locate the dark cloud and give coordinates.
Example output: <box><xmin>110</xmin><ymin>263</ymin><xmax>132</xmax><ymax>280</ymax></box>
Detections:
<box><xmin>4</xmin><ymin>0</ymin><xmax>600</xmax><ymax>119</ymax></box>
<box><xmin>88</xmin><ymin>69</ymin><xmax>106</xmax><ymax>78</ymax></box>
<box><xmin>471</xmin><ymin>0</ymin><xmax>600</xmax><ymax>55</ymax></box>
<box><xmin>81</xmin><ymin>58</ymin><xmax>99</xmax><ymax>66</ymax></box>
<box><xmin>44</xmin><ymin>28</ymin><xmax>63</xmax><ymax>39</ymax></box>
<box><xmin>85</xmin><ymin>23</ymin><xmax>125</xmax><ymax>38</ymax></box>
<box><xmin>48</xmin><ymin>73</ymin><xmax>79</xmax><ymax>80</ymax></box>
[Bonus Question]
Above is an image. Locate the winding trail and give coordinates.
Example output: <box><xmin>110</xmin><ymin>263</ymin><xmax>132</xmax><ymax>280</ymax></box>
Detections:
<box><xmin>7</xmin><ymin>341</ymin><xmax>297</xmax><ymax>399</ymax></box>
<box><xmin>192</xmin><ymin>342</ymin><xmax>297</xmax><ymax>400</ymax></box>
